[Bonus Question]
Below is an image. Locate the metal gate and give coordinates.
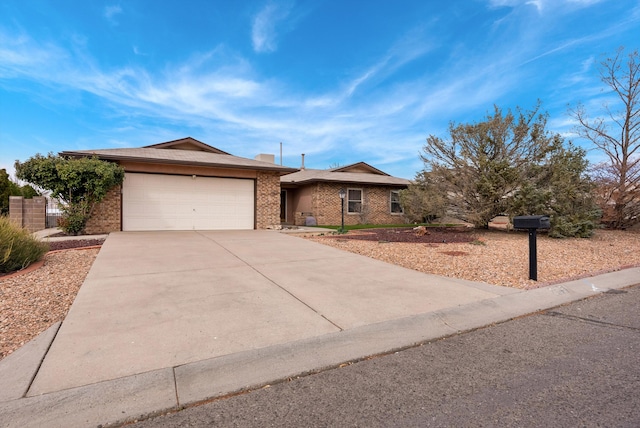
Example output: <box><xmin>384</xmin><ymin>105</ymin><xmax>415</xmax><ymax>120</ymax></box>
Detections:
<box><xmin>46</xmin><ymin>199</ymin><xmax>63</xmax><ymax>228</ymax></box>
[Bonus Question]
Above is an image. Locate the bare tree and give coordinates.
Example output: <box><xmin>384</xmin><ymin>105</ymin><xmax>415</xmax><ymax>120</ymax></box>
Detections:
<box><xmin>571</xmin><ymin>48</ymin><xmax>640</xmax><ymax>229</ymax></box>
<box><xmin>589</xmin><ymin>160</ymin><xmax>640</xmax><ymax>228</ymax></box>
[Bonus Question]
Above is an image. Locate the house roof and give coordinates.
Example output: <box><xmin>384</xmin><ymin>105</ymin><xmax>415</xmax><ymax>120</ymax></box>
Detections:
<box><xmin>60</xmin><ymin>138</ymin><xmax>297</xmax><ymax>174</ymax></box>
<box><xmin>281</xmin><ymin>162</ymin><xmax>410</xmax><ymax>187</ymax></box>
<box><xmin>329</xmin><ymin>162</ymin><xmax>390</xmax><ymax>176</ymax></box>
<box><xmin>143</xmin><ymin>137</ymin><xmax>231</xmax><ymax>155</ymax></box>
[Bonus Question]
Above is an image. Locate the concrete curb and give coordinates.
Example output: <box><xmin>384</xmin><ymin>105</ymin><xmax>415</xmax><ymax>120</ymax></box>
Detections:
<box><xmin>33</xmin><ymin>227</ymin><xmax>108</xmax><ymax>242</ymax></box>
<box><xmin>1</xmin><ymin>267</ymin><xmax>638</xmax><ymax>428</ymax></box>
<box><xmin>41</xmin><ymin>235</ymin><xmax>109</xmax><ymax>243</ymax></box>
<box><xmin>0</xmin><ymin>323</ymin><xmax>60</xmax><ymax>402</ymax></box>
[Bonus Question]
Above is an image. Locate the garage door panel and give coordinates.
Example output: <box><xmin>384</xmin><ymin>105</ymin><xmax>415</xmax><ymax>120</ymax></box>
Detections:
<box><xmin>123</xmin><ymin>173</ymin><xmax>255</xmax><ymax>231</ymax></box>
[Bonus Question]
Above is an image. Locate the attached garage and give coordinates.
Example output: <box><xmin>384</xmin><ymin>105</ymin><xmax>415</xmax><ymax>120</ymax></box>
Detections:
<box><xmin>122</xmin><ymin>173</ymin><xmax>255</xmax><ymax>231</ymax></box>
<box><xmin>60</xmin><ymin>137</ymin><xmax>298</xmax><ymax>234</ymax></box>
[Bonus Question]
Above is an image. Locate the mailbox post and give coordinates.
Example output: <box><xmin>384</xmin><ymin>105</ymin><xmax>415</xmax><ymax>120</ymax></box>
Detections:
<box><xmin>513</xmin><ymin>215</ymin><xmax>550</xmax><ymax>281</ymax></box>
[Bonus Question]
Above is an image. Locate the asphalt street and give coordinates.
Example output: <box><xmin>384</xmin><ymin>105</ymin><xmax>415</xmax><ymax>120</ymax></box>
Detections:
<box><xmin>130</xmin><ymin>284</ymin><xmax>640</xmax><ymax>428</ymax></box>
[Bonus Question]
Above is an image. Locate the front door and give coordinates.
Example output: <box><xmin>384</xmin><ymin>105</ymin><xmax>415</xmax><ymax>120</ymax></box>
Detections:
<box><xmin>280</xmin><ymin>190</ymin><xmax>287</xmax><ymax>223</ymax></box>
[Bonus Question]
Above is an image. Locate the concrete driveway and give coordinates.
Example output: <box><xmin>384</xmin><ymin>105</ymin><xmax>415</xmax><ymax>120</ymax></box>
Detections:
<box><xmin>28</xmin><ymin>230</ymin><xmax>516</xmax><ymax>395</ymax></box>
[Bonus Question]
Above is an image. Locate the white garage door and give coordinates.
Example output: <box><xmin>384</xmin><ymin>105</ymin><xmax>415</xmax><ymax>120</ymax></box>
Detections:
<box><xmin>122</xmin><ymin>173</ymin><xmax>255</xmax><ymax>231</ymax></box>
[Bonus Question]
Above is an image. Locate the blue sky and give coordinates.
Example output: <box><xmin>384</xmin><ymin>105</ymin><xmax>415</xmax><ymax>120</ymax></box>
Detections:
<box><xmin>1</xmin><ymin>0</ymin><xmax>639</xmax><ymax>180</ymax></box>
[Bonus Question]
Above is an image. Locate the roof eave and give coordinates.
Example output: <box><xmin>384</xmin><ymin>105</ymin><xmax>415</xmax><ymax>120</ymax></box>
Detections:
<box><xmin>281</xmin><ymin>177</ymin><xmax>409</xmax><ymax>187</ymax></box>
<box><xmin>59</xmin><ymin>151</ymin><xmax>299</xmax><ymax>174</ymax></box>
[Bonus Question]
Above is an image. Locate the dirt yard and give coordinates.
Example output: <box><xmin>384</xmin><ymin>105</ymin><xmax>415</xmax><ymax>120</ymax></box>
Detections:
<box><xmin>304</xmin><ymin>228</ymin><xmax>640</xmax><ymax>290</ymax></box>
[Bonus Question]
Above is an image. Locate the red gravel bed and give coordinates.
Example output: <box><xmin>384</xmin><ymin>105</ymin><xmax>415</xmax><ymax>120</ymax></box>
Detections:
<box><xmin>306</xmin><ymin>229</ymin><xmax>640</xmax><ymax>289</ymax></box>
<box><xmin>328</xmin><ymin>227</ymin><xmax>475</xmax><ymax>244</ymax></box>
<box><xmin>48</xmin><ymin>239</ymin><xmax>105</xmax><ymax>252</ymax></box>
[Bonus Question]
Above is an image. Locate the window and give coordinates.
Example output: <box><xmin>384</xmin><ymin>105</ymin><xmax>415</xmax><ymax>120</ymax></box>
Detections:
<box><xmin>390</xmin><ymin>190</ymin><xmax>403</xmax><ymax>214</ymax></box>
<box><xmin>348</xmin><ymin>188</ymin><xmax>362</xmax><ymax>213</ymax></box>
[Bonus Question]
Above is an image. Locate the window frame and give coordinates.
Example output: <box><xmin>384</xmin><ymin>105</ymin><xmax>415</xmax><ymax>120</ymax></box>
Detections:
<box><xmin>347</xmin><ymin>188</ymin><xmax>363</xmax><ymax>214</ymax></box>
<box><xmin>390</xmin><ymin>190</ymin><xmax>403</xmax><ymax>214</ymax></box>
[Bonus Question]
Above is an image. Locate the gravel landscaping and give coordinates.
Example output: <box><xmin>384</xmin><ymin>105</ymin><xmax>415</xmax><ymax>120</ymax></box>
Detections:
<box><xmin>304</xmin><ymin>228</ymin><xmax>640</xmax><ymax>289</ymax></box>
<box><xmin>48</xmin><ymin>239</ymin><xmax>105</xmax><ymax>252</ymax></box>
<box><xmin>0</xmin><ymin>247</ymin><xmax>100</xmax><ymax>360</ymax></box>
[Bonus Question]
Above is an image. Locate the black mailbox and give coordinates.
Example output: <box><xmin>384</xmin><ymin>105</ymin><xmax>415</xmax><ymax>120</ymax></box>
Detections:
<box><xmin>513</xmin><ymin>215</ymin><xmax>550</xmax><ymax>229</ymax></box>
<box><xmin>513</xmin><ymin>215</ymin><xmax>550</xmax><ymax>281</ymax></box>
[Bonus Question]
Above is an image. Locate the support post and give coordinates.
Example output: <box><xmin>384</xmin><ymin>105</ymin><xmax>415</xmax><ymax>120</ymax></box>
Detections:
<box><xmin>338</xmin><ymin>188</ymin><xmax>346</xmax><ymax>233</ymax></box>
<box><xmin>528</xmin><ymin>228</ymin><xmax>537</xmax><ymax>281</ymax></box>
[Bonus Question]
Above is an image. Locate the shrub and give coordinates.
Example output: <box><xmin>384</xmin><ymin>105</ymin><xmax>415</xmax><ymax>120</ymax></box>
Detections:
<box><xmin>549</xmin><ymin>213</ymin><xmax>599</xmax><ymax>239</ymax></box>
<box><xmin>0</xmin><ymin>216</ymin><xmax>49</xmax><ymax>273</ymax></box>
<box><xmin>58</xmin><ymin>201</ymin><xmax>90</xmax><ymax>235</ymax></box>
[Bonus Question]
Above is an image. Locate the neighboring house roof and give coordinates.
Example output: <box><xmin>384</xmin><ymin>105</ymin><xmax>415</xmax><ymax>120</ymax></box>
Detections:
<box><xmin>60</xmin><ymin>138</ymin><xmax>297</xmax><ymax>174</ymax></box>
<box><xmin>281</xmin><ymin>162</ymin><xmax>410</xmax><ymax>187</ymax></box>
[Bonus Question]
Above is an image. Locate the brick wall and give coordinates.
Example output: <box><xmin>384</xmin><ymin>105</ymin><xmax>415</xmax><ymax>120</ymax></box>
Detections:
<box><xmin>84</xmin><ymin>186</ymin><xmax>122</xmax><ymax>234</ymax></box>
<box><xmin>298</xmin><ymin>183</ymin><xmax>408</xmax><ymax>226</ymax></box>
<box><xmin>256</xmin><ymin>171</ymin><xmax>281</xmax><ymax>229</ymax></box>
<box><xmin>8</xmin><ymin>196</ymin><xmax>22</xmax><ymax>228</ymax></box>
<box><xmin>8</xmin><ymin>196</ymin><xmax>46</xmax><ymax>232</ymax></box>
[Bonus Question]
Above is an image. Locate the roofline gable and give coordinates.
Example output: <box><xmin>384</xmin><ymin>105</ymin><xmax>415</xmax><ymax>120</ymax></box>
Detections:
<box><xmin>280</xmin><ymin>167</ymin><xmax>409</xmax><ymax>187</ymax></box>
<box><xmin>143</xmin><ymin>137</ymin><xmax>231</xmax><ymax>155</ymax></box>
<box><xmin>329</xmin><ymin>162</ymin><xmax>390</xmax><ymax>176</ymax></box>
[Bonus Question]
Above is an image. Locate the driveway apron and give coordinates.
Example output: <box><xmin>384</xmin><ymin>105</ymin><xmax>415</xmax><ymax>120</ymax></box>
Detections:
<box><xmin>28</xmin><ymin>230</ymin><xmax>515</xmax><ymax>395</ymax></box>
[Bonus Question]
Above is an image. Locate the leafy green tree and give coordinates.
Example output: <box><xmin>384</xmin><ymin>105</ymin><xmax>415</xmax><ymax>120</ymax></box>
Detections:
<box><xmin>1</xmin><ymin>168</ymin><xmax>39</xmax><ymax>215</ymax></box>
<box><xmin>0</xmin><ymin>169</ymin><xmax>17</xmax><ymax>215</ymax></box>
<box><xmin>421</xmin><ymin>104</ymin><xmax>555</xmax><ymax>228</ymax></box>
<box><xmin>19</xmin><ymin>183</ymin><xmax>39</xmax><ymax>199</ymax></box>
<box><xmin>570</xmin><ymin>48</ymin><xmax>640</xmax><ymax>229</ymax></box>
<box><xmin>400</xmin><ymin>171</ymin><xmax>447</xmax><ymax>223</ymax></box>
<box><xmin>15</xmin><ymin>154</ymin><xmax>124</xmax><ymax>235</ymax></box>
<box><xmin>509</xmin><ymin>143</ymin><xmax>601</xmax><ymax>238</ymax></box>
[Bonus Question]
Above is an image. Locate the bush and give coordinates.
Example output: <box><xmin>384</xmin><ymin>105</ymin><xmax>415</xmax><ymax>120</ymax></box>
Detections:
<box><xmin>58</xmin><ymin>202</ymin><xmax>90</xmax><ymax>235</ymax></box>
<box><xmin>549</xmin><ymin>213</ymin><xmax>599</xmax><ymax>239</ymax></box>
<box><xmin>0</xmin><ymin>216</ymin><xmax>49</xmax><ymax>273</ymax></box>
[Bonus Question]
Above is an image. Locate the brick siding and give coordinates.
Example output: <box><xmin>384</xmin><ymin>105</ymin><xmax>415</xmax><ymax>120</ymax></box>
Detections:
<box><xmin>256</xmin><ymin>171</ymin><xmax>281</xmax><ymax>229</ymax></box>
<box><xmin>295</xmin><ymin>183</ymin><xmax>407</xmax><ymax>226</ymax></box>
<box><xmin>84</xmin><ymin>186</ymin><xmax>122</xmax><ymax>234</ymax></box>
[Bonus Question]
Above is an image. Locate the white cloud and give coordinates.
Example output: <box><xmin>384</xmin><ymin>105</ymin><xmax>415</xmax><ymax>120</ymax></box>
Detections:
<box><xmin>251</xmin><ymin>1</ymin><xmax>295</xmax><ymax>53</ymax></box>
<box><xmin>487</xmin><ymin>0</ymin><xmax>607</xmax><ymax>14</ymax></box>
<box><xmin>567</xmin><ymin>0</ymin><xmax>605</xmax><ymax>5</ymax></box>
<box><xmin>526</xmin><ymin>0</ymin><xmax>544</xmax><ymax>12</ymax></box>
<box><xmin>132</xmin><ymin>46</ymin><xmax>147</xmax><ymax>56</ymax></box>
<box><xmin>0</xmin><ymin>32</ymin><xmax>64</xmax><ymax>76</ymax></box>
<box><xmin>104</xmin><ymin>5</ymin><xmax>122</xmax><ymax>25</ymax></box>
<box><xmin>487</xmin><ymin>0</ymin><xmax>520</xmax><ymax>7</ymax></box>
<box><xmin>319</xmin><ymin>26</ymin><xmax>434</xmax><ymax>104</ymax></box>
